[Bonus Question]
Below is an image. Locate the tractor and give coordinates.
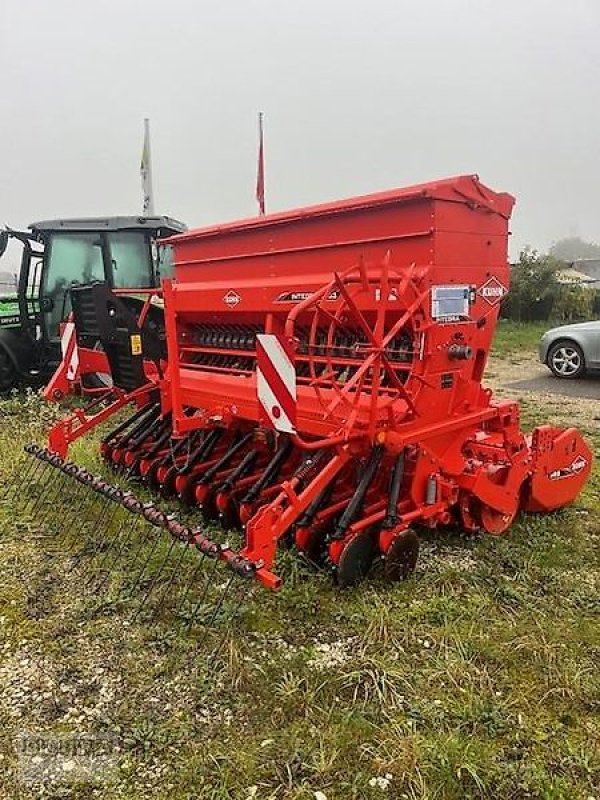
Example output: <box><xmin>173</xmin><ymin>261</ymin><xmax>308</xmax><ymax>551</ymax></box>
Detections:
<box><xmin>0</xmin><ymin>216</ymin><xmax>186</xmax><ymax>393</ymax></box>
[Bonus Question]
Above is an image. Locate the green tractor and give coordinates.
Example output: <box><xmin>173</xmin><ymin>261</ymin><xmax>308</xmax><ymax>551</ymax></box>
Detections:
<box><xmin>0</xmin><ymin>216</ymin><xmax>186</xmax><ymax>392</ymax></box>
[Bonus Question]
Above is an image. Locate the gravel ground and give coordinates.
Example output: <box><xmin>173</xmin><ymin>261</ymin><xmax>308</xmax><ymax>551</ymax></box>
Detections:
<box><xmin>487</xmin><ymin>352</ymin><xmax>600</xmax><ymax>435</ymax></box>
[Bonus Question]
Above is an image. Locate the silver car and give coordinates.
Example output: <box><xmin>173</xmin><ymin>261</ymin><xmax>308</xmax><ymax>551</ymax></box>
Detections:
<box><xmin>539</xmin><ymin>321</ymin><xmax>600</xmax><ymax>379</ymax></box>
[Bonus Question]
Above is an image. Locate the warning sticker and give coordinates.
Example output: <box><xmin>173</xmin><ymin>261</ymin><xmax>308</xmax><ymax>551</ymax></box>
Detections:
<box><xmin>130</xmin><ymin>334</ymin><xmax>142</xmax><ymax>356</ymax></box>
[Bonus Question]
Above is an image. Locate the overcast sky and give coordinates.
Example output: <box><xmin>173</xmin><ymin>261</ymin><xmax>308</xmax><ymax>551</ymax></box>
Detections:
<box><xmin>1</xmin><ymin>0</ymin><xmax>599</xmax><ymax>262</ymax></box>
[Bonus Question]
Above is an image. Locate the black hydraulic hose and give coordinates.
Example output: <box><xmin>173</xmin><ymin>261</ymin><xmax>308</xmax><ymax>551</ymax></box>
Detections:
<box><xmin>101</xmin><ymin>402</ymin><xmax>160</xmax><ymax>446</ymax></box>
<box><xmin>216</xmin><ymin>449</ymin><xmax>259</xmax><ymax>493</ymax></box>
<box><xmin>296</xmin><ymin>475</ymin><xmax>337</xmax><ymax>528</ymax></box>
<box><xmin>382</xmin><ymin>451</ymin><xmax>405</xmax><ymax>529</ymax></box>
<box><xmin>143</xmin><ymin>417</ymin><xmax>175</xmax><ymax>459</ymax></box>
<box><xmin>126</xmin><ymin>411</ymin><xmax>166</xmax><ymax>451</ymax></box>
<box><xmin>168</xmin><ymin>430</ymin><xmax>199</xmax><ymax>460</ymax></box>
<box><xmin>241</xmin><ymin>438</ymin><xmax>293</xmax><ymax>504</ymax></box>
<box><xmin>197</xmin><ymin>432</ymin><xmax>254</xmax><ymax>486</ymax></box>
<box><xmin>331</xmin><ymin>444</ymin><xmax>385</xmax><ymax>540</ymax></box>
<box><xmin>174</xmin><ymin>429</ymin><xmax>223</xmax><ymax>477</ymax></box>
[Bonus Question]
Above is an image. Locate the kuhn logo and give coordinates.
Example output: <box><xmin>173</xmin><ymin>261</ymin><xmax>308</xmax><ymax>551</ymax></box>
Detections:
<box><xmin>478</xmin><ymin>277</ymin><xmax>507</xmax><ymax>305</ymax></box>
<box><xmin>223</xmin><ymin>290</ymin><xmax>241</xmax><ymax>307</ymax></box>
<box><xmin>571</xmin><ymin>455</ymin><xmax>588</xmax><ymax>473</ymax></box>
<box><xmin>549</xmin><ymin>455</ymin><xmax>588</xmax><ymax>481</ymax></box>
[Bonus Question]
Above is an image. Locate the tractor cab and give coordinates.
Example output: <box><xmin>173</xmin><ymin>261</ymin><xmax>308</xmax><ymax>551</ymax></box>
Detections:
<box><xmin>0</xmin><ymin>216</ymin><xmax>186</xmax><ymax>391</ymax></box>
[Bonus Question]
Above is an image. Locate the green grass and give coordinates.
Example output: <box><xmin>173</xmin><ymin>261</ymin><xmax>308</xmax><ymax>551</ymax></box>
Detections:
<box><xmin>493</xmin><ymin>320</ymin><xmax>549</xmax><ymax>356</ymax></box>
<box><xmin>0</xmin><ymin>325</ymin><xmax>598</xmax><ymax>799</ymax></box>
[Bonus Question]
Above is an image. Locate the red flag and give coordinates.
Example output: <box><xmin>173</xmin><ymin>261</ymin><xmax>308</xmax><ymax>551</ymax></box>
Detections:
<box><xmin>256</xmin><ymin>112</ymin><xmax>265</xmax><ymax>216</ymax></box>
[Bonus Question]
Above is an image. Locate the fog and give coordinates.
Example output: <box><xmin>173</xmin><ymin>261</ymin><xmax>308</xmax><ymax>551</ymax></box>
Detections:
<box><xmin>1</xmin><ymin>0</ymin><xmax>599</xmax><ymax>265</ymax></box>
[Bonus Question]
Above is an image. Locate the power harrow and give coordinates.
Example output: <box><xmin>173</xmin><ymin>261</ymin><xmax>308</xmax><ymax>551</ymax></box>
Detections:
<box><xmin>11</xmin><ymin>175</ymin><xmax>592</xmax><ymax>629</ymax></box>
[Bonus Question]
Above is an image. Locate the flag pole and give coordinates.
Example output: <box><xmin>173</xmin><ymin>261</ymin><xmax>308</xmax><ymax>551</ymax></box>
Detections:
<box><xmin>141</xmin><ymin>118</ymin><xmax>155</xmax><ymax>217</ymax></box>
<box><xmin>256</xmin><ymin>111</ymin><xmax>266</xmax><ymax>216</ymax></box>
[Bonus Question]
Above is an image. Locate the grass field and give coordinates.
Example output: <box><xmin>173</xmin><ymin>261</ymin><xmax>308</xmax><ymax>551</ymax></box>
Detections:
<box><xmin>0</xmin><ymin>322</ymin><xmax>598</xmax><ymax>800</ymax></box>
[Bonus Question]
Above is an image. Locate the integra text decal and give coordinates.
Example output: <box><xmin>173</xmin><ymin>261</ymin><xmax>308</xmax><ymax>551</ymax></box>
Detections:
<box><xmin>275</xmin><ymin>290</ymin><xmax>340</xmax><ymax>303</ymax></box>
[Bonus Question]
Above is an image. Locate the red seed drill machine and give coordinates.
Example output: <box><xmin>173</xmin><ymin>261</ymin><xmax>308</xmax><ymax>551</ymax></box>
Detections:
<box><xmin>19</xmin><ymin>175</ymin><xmax>592</xmax><ymax>623</ymax></box>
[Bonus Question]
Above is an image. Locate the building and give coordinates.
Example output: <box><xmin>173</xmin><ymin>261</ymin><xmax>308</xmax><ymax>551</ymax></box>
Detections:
<box><xmin>568</xmin><ymin>258</ymin><xmax>600</xmax><ymax>288</ymax></box>
<box><xmin>0</xmin><ymin>271</ymin><xmax>17</xmax><ymax>295</ymax></box>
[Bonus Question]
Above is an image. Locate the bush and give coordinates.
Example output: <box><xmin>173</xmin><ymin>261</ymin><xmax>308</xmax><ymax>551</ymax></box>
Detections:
<box><xmin>502</xmin><ymin>249</ymin><xmax>594</xmax><ymax>322</ymax></box>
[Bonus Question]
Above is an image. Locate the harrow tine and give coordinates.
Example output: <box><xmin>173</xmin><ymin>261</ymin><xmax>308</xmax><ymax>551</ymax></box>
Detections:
<box><xmin>4</xmin><ymin>455</ymin><xmax>37</xmax><ymax>503</ymax></box>
<box><xmin>131</xmin><ymin>537</ymin><xmax>178</xmax><ymax>621</ymax></box>
<box><xmin>62</xmin><ymin>489</ymin><xmax>108</xmax><ymax>548</ymax></box>
<box><xmin>205</xmin><ymin>573</ymin><xmax>236</xmax><ymax>629</ymax></box>
<box><xmin>69</xmin><ymin>500</ymin><xmax>111</xmax><ymax>555</ymax></box>
<box><xmin>22</xmin><ymin>459</ymin><xmax>51</xmax><ymax>514</ymax></box>
<box><xmin>173</xmin><ymin>551</ymin><xmax>208</xmax><ymax>620</ymax></box>
<box><xmin>35</xmin><ymin>476</ymin><xmax>73</xmax><ymax>535</ymax></box>
<box><xmin>148</xmin><ymin>537</ymin><xmax>192</xmax><ymax>624</ymax></box>
<box><xmin>89</xmin><ymin>516</ymin><xmax>140</xmax><ymax>594</ymax></box>
<box><xmin>69</xmin><ymin>499</ymin><xmax>122</xmax><ymax>569</ymax></box>
<box><xmin>83</xmin><ymin>508</ymin><xmax>128</xmax><ymax>584</ymax></box>
<box><xmin>185</xmin><ymin>556</ymin><xmax>222</xmax><ymax>631</ymax></box>
<box><xmin>203</xmin><ymin>579</ymin><xmax>250</xmax><ymax>662</ymax></box>
<box><xmin>28</xmin><ymin>466</ymin><xmax>59</xmax><ymax>518</ymax></box>
<box><xmin>44</xmin><ymin>474</ymin><xmax>92</xmax><ymax>539</ymax></box>
<box><xmin>121</xmin><ymin>524</ymin><xmax>164</xmax><ymax>599</ymax></box>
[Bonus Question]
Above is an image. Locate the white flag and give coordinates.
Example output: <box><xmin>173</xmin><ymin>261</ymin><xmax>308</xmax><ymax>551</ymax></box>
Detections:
<box><xmin>140</xmin><ymin>118</ymin><xmax>155</xmax><ymax>216</ymax></box>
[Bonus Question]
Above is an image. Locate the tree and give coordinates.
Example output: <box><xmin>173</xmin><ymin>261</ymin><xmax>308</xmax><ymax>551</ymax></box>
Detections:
<box><xmin>549</xmin><ymin>237</ymin><xmax>600</xmax><ymax>262</ymax></box>
<box><xmin>502</xmin><ymin>248</ymin><xmax>563</xmax><ymax>322</ymax></box>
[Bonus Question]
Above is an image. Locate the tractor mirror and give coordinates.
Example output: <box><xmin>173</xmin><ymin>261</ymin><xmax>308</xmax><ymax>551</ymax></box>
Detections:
<box><xmin>0</xmin><ymin>231</ymin><xmax>8</xmax><ymax>259</ymax></box>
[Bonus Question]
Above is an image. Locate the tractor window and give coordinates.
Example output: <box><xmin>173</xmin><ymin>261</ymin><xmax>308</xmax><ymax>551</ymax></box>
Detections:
<box><xmin>43</xmin><ymin>234</ymin><xmax>105</xmax><ymax>336</ymax></box>
<box><xmin>157</xmin><ymin>244</ymin><xmax>174</xmax><ymax>281</ymax></box>
<box><xmin>108</xmin><ymin>232</ymin><xmax>153</xmax><ymax>289</ymax></box>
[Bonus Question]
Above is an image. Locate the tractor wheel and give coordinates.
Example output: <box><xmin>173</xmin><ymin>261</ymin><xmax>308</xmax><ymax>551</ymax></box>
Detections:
<box><xmin>334</xmin><ymin>530</ymin><xmax>375</xmax><ymax>588</ymax></box>
<box><xmin>0</xmin><ymin>349</ymin><xmax>17</xmax><ymax>393</ymax></box>
<box><xmin>81</xmin><ymin>372</ymin><xmax>113</xmax><ymax>391</ymax></box>
<box><xmin>384</xmin><ymin>528</ymin><xmax>420</xmax><ymax>582</ymax></box>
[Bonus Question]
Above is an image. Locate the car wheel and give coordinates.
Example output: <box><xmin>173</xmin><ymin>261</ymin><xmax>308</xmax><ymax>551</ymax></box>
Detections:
<box><xmin>0</xmin><ymin>348</ymin><xmax>17</xmax><ymax>393</ymax></box>
<box><xmin>547</xmin><ymin>340</ymin><xmax>585</xmax><ymax>379</ymax></box>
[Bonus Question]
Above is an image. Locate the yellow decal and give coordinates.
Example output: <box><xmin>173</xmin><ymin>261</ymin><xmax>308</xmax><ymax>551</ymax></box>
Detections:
<box><xmin>130</xmin><ymin>334</ymin><xmax>142</xmax><ymax>356</ymax></box>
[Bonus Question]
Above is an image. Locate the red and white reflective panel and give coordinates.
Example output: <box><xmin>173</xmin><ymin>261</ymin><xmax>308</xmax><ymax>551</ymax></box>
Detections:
<box><xmin>256</xmin><ymin>334</ymin><xmax>297</xmax><ymax>434</ymax></box>
<box><xmin>60</xmin><ymin>322</ymin><xmax>79</xmax><ymax>381</ymax></box>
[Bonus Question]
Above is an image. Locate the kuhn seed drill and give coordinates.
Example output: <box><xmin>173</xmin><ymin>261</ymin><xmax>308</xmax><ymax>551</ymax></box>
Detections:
<box><xmin>20</xmin><ymin>175</ymin><xmax>592</xmax><ymax>616</ymax></box>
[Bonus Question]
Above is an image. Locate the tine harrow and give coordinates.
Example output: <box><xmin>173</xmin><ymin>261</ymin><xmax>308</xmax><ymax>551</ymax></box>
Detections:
<box><xmin>23</xmin><ymin>445</ymin><xmax>269</xmax><ymax>629</ymax></box>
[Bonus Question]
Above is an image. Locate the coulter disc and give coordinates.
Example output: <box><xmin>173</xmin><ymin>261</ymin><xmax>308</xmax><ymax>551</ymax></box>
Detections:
<box><xmin>384</xmin><ymin>528</ymin><xmax>420</xmax><ymax>582</ymax></box>
<box><xmin>334</xmin><ymin>530</ymin><xmax>375</xmax><ymax>588</ymax></box>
